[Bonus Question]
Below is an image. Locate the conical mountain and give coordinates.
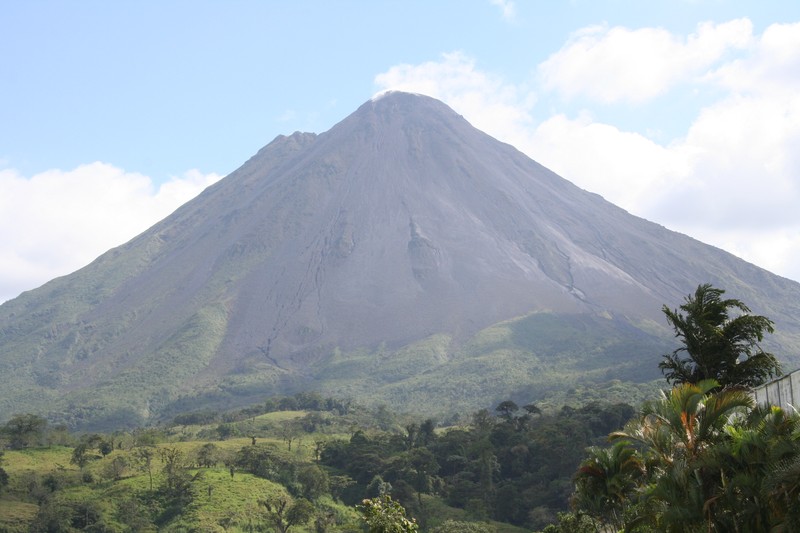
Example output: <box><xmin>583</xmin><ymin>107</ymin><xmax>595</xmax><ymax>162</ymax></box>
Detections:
<box><xmin>2</xmin><ymin>92</ymin><xmax>800</xmax><ymax>428</ymax></box>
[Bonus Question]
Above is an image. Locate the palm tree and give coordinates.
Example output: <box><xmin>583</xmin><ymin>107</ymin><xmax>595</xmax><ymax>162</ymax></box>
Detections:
<box><xmin>573</xmin><ymin>440</ymin><xmax>644</xmax><ymax>529</ymax></box>
<box><xmin>753</xmin><ymin>406</ymin><xmax>800</xmax><ymax>530</ymax></box>
<box><xmin>606</xmin><ymin>380</ymin><xmax>753</xmax><ymax>530</ymax></box>
<box><xmin>613</xmin><ymin>380</ymin><xmax>751</xmax><ymax>461</ymax></box>
<box><xmin>659</xmin><ymin>284</ymin><xmax>781</xmax><ymax>388</ymax></box>
<box><xmin>569</xmin><ymin>285</ymin><xmax>793</xmax><ymax>531</ymax></box>
<box><xmin>765</xmin><ymin>454</ymin><xmax>800</xmax><ymax>531</ymax></box>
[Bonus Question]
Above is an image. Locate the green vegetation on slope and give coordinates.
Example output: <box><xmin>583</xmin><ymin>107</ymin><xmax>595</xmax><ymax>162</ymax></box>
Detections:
<box><xmin>304</xmin><ymin>311</ymin><xmax>670</xmax><ymax>422</ymax></box>
<box><xmin>2</xmin><ymin>302</ymin><xmax>673</xmax><ymax>431</ymax></box>
<box><xmin>0</xmin><ymin>389</ymin><xmax>627</xmax><ymax>532</ymax></box>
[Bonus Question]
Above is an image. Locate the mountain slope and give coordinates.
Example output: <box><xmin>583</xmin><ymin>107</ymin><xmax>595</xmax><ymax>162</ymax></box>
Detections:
<box><xmin>2</xmin><ymin>92</ymin><xmax>799</xmax><ymax>428</ymax></box>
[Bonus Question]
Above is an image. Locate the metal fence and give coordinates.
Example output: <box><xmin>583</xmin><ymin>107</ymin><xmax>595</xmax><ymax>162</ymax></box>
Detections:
<box><xmin>752</xmin><ymin>369</ymin><xmax>800</xmax><ymax>412</ymax></box>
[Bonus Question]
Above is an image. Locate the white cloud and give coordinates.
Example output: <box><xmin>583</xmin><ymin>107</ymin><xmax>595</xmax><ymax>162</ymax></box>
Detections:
<box><xmin>374</xmin><ymin>19</ymin><xmax>800</xmax><ymax>283</ymax></box>
<box><xmin>0</xmin><ymin>164</ymin><xmax>221</xmax><ymax>303</ymax></box>
<box><xmin>643</xmin><ymin>22</ymin><xmax>800</xmax><ymax>242</ymax></box>
<box><xmin>538</xmin><ymin>19</ymin><xmax>753</xmax><ymax>104</ymax></box>
<box><xmin>528</xmin><ymin>112</ymin><xmax>695</xmax><ymax>213</ymax></box>
<box><xmin>490</xmin><ymin>0</ymin><xmax>516</xmax><ymax>20</ymax></box>
<box><xmin>375</xmin><ymin>52</ymin><xmax>538</xmax><ymax>155</ymax></box>
<box><xmin>706</xmin><ymin>21</ymin><xmax>800</xmax><ymax>95</ymax></box>
<box><xmin>660</xmin><ymin>93</ymin><xmax>800</xmax><ymax>227</ymax></box>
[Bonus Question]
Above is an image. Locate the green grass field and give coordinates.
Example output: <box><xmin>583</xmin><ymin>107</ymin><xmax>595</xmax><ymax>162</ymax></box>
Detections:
<box><xmin>1</xmin><ymin>443</ymin><xmax>333</xmax><ymax>531</ymax></box>
<box><xmin>0</xmin><ymin>411</ymin><xmax>415</xmax><ymax>531</ymax></box>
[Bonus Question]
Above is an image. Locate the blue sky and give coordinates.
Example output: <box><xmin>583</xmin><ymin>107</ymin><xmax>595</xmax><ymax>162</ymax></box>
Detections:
<box><xmin>2</xmin><ymin>1</ymin><xmax>800</xmax><ymax>302</ymax></box>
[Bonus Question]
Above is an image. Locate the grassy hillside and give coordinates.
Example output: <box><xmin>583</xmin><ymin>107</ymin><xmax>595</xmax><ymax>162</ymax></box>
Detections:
<box><xmin>0</xmin><ymin>395</ymin><xmax>633</xmax><ymax>532</ymax></box>
<box><xmin>0</xmin><ymin>427</ymin><xmax>352</xmax><ymax>532</ymax></box>
<box><xmin>0</xmin><ymin>405</ymin><xmax>540</xmax><ymax>532</ymax></box>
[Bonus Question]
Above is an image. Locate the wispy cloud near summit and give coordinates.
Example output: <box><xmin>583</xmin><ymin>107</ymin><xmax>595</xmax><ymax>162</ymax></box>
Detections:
<box><xmin>538</xmin><ymin>19</ymin><xmax>753</xmax><ymax>104</ymax></box>
<box><xmin>374</xmin><ymin>18</ymin><xmax>800</xmax><ymax>282</ymax></box>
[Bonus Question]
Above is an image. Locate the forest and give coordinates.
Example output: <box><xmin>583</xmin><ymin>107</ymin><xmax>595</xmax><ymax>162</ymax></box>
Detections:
<box><xmin>0</xmin><ymin>389</ymin><xmax>631</xmax><ymax>531</ymax></box>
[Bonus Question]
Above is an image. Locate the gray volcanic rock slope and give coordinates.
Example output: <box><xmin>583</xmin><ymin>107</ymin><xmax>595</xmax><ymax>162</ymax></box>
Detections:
<box><xmin>2</xmin><ymin>92</ymin><xmax>800</xmax><ymax>427</ymax></box>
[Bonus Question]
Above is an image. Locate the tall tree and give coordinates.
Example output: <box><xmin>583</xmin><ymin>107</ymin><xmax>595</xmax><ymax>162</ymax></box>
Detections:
<box><xmin>1</xmin><ymin>413</ymin><xmax>48</xmax><ymax>449</ymax></box>
<box><xmin>158</xmin><ymin>446</ymin><xmax>193</xmax><ymax>502</ymax></box>
<box><xmin>70</xmin><ymin>442</ymin><xmax>93</xmax><ymax>469</ymax></box>
<box><xmin>495</xmin><ymin>400</ymin><xmax>519</xmax><ymax>422</ymax></box>
<box><xmin>659</xmin><ymin>283</ymin><xmax>781</xmax><ymax>388</ymax></box>
<box><xmin>358</xmin><ymin>495</ymin><xmax>419</xmax><ymax>533</ymax></box>
<box><xmin>297</xmin><ymin>464</ymin><xmax>329</xmax><ymax>501</ymax></box>
<box><xmin>196</xmin><ymin>442</ymin><xmax>220</xmax><ymax>468</ymax></box>
<box><xmin>132</xmin><ymin>446</ymin><xmax>155</xmax><ymax>491</ymax></box>
<box><xmin>259</xmin><ymin>495</ymin><xmax>315</xmax><ymax>533</ymax></box>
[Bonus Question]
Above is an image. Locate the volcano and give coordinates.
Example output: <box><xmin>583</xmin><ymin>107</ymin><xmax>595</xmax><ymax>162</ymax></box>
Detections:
<box><xmin>3</xmin><ymin>92</ymin><xmax>800</xmax><ymax>428</ymax></box>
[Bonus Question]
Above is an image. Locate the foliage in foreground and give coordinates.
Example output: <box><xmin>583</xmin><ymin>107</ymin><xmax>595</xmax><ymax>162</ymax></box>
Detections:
<box><xmin>567</xmin><ymin>284</ymin><xmax>798</xmax><ymax>532</ymax></box>
<box><xmin>571</xmin><ymin>381</ymin><xmax>800</xmax><ymax>531</ymax></box>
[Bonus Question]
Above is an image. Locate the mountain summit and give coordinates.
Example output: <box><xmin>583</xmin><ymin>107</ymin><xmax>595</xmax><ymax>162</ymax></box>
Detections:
<box><xmin>2</xmin><ymin>92</ymin><xmax>800</xmax><ymax>428</ymax></box>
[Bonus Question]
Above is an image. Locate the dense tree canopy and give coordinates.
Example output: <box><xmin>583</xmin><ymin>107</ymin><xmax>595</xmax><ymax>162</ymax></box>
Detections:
<box><xmin>659</xmin><ymin>283</ymin><xmax>781</xmax><ymax>388</ymax></box>
<box><xmin>358</xmin><ymin>495</ymin><xmax>419</xmax><ymax>533</ymax></box>
<box><xmin>572</xmin><ymin>381</ymin><xmax>800</xmax><ymax>531</ymax></box>
<box><xmin>1</xmin><ymin>413</ymin><xmax>48</xmax><ymax>449</ymax></box>
<box><xmin>322</xmin><ymin>401</ymin><xmax>634</xmax><ymax>529</ymax></box>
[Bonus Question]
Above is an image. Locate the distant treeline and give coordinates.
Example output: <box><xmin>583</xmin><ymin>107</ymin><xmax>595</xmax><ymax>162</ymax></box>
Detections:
<box><xmin>171</xmin><ymin>392</ymin><xmax>354</xmax><ymax>426</ymax></box>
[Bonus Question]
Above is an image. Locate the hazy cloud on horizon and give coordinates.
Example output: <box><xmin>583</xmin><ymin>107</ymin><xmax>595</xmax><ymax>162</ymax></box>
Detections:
<box><xmin>0</xmin><ymin>164</ymin><xmax>221</xmax><ymax>303</ymax></box>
